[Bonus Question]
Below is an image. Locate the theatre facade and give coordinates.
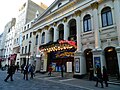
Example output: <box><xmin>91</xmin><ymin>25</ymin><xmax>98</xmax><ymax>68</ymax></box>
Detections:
<box><xmin>32</xmin><ymin>0</ymin><xmax>120</xmax><ymax>78</ymax></box>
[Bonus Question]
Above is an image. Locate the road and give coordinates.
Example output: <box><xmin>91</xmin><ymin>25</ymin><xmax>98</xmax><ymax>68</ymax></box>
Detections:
<box><xmin>0</xmin><ymin>70</ymin><xmax>120</xmax><ymax>90</ymax></box>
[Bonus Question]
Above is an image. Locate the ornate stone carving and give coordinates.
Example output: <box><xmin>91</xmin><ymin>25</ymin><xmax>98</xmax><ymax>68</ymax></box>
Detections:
<box><xmin>37</xmin><ymin>29</ymin><xmax>42</xmax><ymax>32</ymax></box>
<box><xmin>91</xmin><ymin>2</ymin><xmax>98</xmax><ymax>9</ymax></box>
<box><xmin>74</xmin><ymin>10</ymin><xmax>81</xmax><ymax>16</ymax></box>
<box><xmin>44</xmin><ymin>26</ymin><xmax>49</xmax><ymax>30</ymax></box>
<box><xmin>63</xmin><ymin>17</ymin><xmax>67</xmax><ymax>22</ymax></box>
<box><xmin>33</xmin><ymin>31</ymin><xmax>36</xmax><ymax>35</ymax></box>
<box><xmin>53</xmin><ymin>22</ymin><xmax>57</xmax><ymax>26</ymax></box>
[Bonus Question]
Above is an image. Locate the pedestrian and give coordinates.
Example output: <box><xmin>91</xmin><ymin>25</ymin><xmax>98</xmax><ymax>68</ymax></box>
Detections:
<box><xmin>16</xmin><ymin>64</ymin><xmax>19</xmax><ymax>72</ymax></box>
<box><xmin>21</xmin><ymin>64</ymin><xmax>24</xmax><ymax>73</ymax></box>
<box><xmin>28</xmin><ymin>64</ymin><xmax>35</xmax><ymax>79</ymax></box>
<box><xmin>4</xmin><ymin>64</ymin><xmax>16</xmax><ymax>82</ymax></box>
<box><xmin>61</xmin><ymin>64</ymin><xmax>65</xmax><ymax>78</ymax></box>
<box><xmin>103</xmin><ymin>66</ymin><xmax>109</xmax><ymax>87</ymax></box>
<box><xmin>89</xmin><ymin>64</ymin><xmax>94</xmax><ymax>81</ymax></box>
<box><xmin>48</xmin><ymin>65</ymin><xmax>52</xmax><ymax>76</ymax></box>
<box><xmin>23</xmin><ymin>64</ymin><xmax>29</xmax><ymax>80</ymax></box>
<box><xmin>95</xmin><ymin>65</ymin><xmax>104</xmax><ymax>88</ymax></box>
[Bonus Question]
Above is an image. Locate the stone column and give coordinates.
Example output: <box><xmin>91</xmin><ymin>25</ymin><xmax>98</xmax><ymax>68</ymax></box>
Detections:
<box><xmin>63</xmin><ymin>18</ymin><xmax>69</xmax><ymax>40</ymax></box>
<box><xmin>113</xmin><ymin>0</ymin><xmax>120</xmax><ymax>46</ymax></box>
<box><xmin>53</xmin><ymin>23</ymin><xmax>59</xmax><ymax>42</ymax></box>
<box><xmin>45</xmin><ymin>26</ymin><xmax>50</xmax><ymax>44</ymax></box>
<box><xmin>91</xmin><ymin>2</ymin><xmax>105</xmax><ymax>71</ymax></box>
<box><xmin>74</xmin><ymin>10</ymin><xmax>86</xmax><ymax>77</ymax></box>
<box><xmin>91</xmin><ymin>2</ymin><xmax>101</xmax><ymax>49</ymax></box>
<box><xmin>75</xmin><ymin>10</ymin><xmax>82</xmax><ymax>52</ymax></box>
<box><xmin>116</xmin><ymin>47</ymin><xmax>120</xmax><ymax>75</ymax></box>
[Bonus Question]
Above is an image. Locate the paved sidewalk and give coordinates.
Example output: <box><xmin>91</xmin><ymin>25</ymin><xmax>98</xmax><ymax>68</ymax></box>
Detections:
<box><xmin>34</xmin><ymin>72</ymin><xmax>120</xmax><ymax>90</ymax></box>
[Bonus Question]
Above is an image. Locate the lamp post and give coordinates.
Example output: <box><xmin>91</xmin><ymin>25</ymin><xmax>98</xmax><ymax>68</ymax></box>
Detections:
<box><xmin>27</xmin><ymin>41</ymin><xmax>31</xmax><ymax>65</ymax></box>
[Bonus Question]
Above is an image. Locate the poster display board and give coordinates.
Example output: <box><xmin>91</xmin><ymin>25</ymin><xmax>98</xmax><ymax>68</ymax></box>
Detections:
<box><xmin>75</xmin><ymin>58</ymin><xmax>80</xmax><ymax>73</ymax></box>
<box><xmin>94</xmin><ymin>57</ymin><xmax>101</xmax><ymax>68</ymax></box>
<box><xmin>67</xmin><ymin>62</ymin><xmax>72</xmax><ymax>72</ymax></box>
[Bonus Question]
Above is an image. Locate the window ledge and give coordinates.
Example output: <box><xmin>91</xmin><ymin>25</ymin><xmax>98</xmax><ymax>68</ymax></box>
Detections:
<box><xmin>100</xmin><ymin>25</ymin><xmax>116</xmax><ymax>31</ymax></box>
<box><xmin>82</xmin><ymin>31</ymin><xmax>94</xmax><ymax>36</ymax></box>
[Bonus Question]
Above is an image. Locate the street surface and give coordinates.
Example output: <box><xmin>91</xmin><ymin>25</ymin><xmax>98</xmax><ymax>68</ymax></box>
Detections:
<box><xmin>0</xmin><ymin>70</ymin><xmax>120</xmax><ymax>90</ymax></box>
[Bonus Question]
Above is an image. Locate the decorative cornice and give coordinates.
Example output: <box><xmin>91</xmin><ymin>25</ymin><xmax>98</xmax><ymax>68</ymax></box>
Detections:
<box><xmin>74</xmin><ymin>10</ymin><xmax>81</xmax><ymax>17</ymax></box>
<box><xmin>91</xmin><ymin>2</ymin><xmax>98</xmax><ymax>9</ymax></box>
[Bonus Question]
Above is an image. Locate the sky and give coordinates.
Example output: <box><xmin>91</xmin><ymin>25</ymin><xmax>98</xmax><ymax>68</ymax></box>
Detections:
<box><xmin>0</xmin><ymin>0</ymin><xmax>55</xmax><ymax>35</ymax></box>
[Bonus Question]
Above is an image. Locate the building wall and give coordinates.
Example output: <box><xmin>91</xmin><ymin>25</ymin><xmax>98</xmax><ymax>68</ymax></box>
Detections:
<box><xmin>31</xmin><ymin>0</ymin><xmax>120</xmax><ymax>76</ymax></box>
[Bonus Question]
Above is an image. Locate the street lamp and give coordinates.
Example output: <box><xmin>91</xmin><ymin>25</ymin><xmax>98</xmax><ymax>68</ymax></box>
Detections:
<box><xmin>27</xmin><ymin>41</ymin><xmax>31</xmax><ymax>65</ymax></box>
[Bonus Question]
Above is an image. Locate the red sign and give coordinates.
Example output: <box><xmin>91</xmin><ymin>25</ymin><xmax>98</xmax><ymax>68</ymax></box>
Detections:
<box><xmin>58</xmin><ymin>40</ymin><xmax>76</xmax><ymax>47</ymax></box>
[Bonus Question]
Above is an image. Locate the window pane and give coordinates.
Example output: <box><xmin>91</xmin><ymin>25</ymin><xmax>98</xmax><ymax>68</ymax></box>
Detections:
<box><xmin>84</xmin><ymin>20</ymin><xmax>87</xmax><ymax>32</ymax></box>
<box><xmin>88</xmin><ymin>19</ymin><xmax>91</xmax><ymax>31</ymax></box>
<box><xmin>102</xmin><ymin>13</ymin><xmax>107</xmax><ymax>27</ymax></box>
<box><xmin>107</xmin><ymin>12</ymin><xmax>113</xmax><ymax>25</ymax></box>
<box><xmin>41</xmin><ymin>34</ymin><xmax>45</xmax><ymax>44</ymax></box>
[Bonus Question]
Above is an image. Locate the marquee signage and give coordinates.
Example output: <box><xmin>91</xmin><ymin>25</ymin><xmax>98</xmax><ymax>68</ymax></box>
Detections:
<box><xmin>58</xmin><ymin>40</ymin><xmax>77</xmax><ymax>48</ymax></box>
<box><xmin>49</xmin><ymin>49</ymin><xmax>75</xmax><ymax>59</ymax></box>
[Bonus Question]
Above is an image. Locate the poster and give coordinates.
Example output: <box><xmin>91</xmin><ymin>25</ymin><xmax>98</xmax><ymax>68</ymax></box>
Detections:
<box><xmin>94</xmin><ymin>57</ymin><xmax>101</xmax><ymax>68</ymax></box>
<box><xmin>67</xmin><ymin>62</ymin><xmax>72</xmax><ymax>72</ymax></box>
<box><xmin>75</xmin><ymin>58</ymin><xmax>80</xmax><ymax>73</ymax></box>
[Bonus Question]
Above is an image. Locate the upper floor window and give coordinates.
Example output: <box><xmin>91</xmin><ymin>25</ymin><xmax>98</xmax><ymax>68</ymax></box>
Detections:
<box><xmin>30</xmin><ymin>32</ymin><xmax>32</xmax><ymax>38</ymax></box>
<box><xmin>26</xmin><ymin>34</ymin><xmax>28</xmax><ymax>39</ymax></box>
<box><xmin>22</xmin><ymin>47</ymin><xmax>24</xmax><ymax>54</ymax></box>
<box><xmin>23</xmin><ymin>35</ymin><xmax>25</xmax><ymax>41</ymax></box>
<box><xmin>8</xmin><ymin>28</ymin><xmax>10</xmax><ymax>33</ymax></box>
<box><xmin>101</xmin><ymin>7</ymin><xmax>113</xmax><ymax>27</ymax></box>
<box><xmin>83</xmin><ymin>14</ymin><xmax>91</xmax><ymax>32</ymax></box>
<box><xmin>25</xmin><ymin>46</ymin><xmax>27</xmax><ymax>53</ymax></box>
<box><xmin>58</xmin><ymin>3</ymin><xmax>62</xmax><ymax>8</ymax></box>
<box><xmin>41</xmin><ymin>32</ymin><xmax>45</xmax><ymax>44</ymax></box>
<box><xmin>36</xmin><ymin>35</ymin><xmax>38</xmax><ymax>45</ymax></box>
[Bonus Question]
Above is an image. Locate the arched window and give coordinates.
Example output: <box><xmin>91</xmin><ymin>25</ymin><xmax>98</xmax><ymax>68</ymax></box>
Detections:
<box><xmin>83</xmin><ymin>14</ymin><xmax>91</xmax><ymax>32</ymax></box>
<box><xmin>101</xmin><ymin>7</ymin><xmax>113</xmax><ymax>27</ymax></box>
<box><xmin>41</xmin><ymin>32</ymin><xmax>45</xmax><ymax>44</ymax></box>
<box><xmin>36</xmin><ymin>35</ymin><xmax>38</xmax><ymax>45</ymax></box>
<box><xmin>58</xmin><ymin>24</ymin><xmax>64</xmax><ymax>40</ymax></box>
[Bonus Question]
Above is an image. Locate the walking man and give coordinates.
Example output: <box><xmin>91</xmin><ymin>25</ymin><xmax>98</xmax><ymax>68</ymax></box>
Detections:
<box><xmin>95</xmin><ymin>65</ymin><xmax>104</xmax><ymax>88</ymax></box>
<box><xmin>4</xmin><ymin>64</ymin><xmax>16</xmax><ymax>82</ymax></box>
<box><xmin>103</xmin><ymin>66</ymin><xmax>109</xmax><ymax>87</ymax></box>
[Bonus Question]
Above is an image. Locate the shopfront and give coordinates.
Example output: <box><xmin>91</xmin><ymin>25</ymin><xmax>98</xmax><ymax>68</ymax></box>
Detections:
<box><xmin>39</xmin><ymin>40</ymin><xmax>77</xmax><ymax>73</ymax></box>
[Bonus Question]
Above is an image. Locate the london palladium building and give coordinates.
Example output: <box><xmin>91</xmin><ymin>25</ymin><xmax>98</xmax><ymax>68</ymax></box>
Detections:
<box><xmin>25</xmin><ymin>0</ymin><xmax>120</xmax><ymax>79</ymax></box>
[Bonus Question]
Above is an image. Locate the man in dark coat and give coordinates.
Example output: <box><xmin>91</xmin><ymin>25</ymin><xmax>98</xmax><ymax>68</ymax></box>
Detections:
<box><xmin>95</xmin><ymin>65</ymin><xmax>104</xmax><ymax>88</ymax></box>
<box><xmin>103</xmin><ymin>66</ymin><xmax>109</xmax><ymax>87</ymax></box>
<box><xmin>4</xmin><ymin>64</ymin><xmax>16</xmax><ymax>82</ymax></box>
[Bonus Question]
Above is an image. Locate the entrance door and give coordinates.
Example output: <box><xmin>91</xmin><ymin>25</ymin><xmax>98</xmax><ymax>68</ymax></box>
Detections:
<box><xmin>104</xmin><ymin>47</ymin><xmax>119</xmax><ymax>76</ymax></box>
<box><xmin>84</xmin><ymin>49</ymin><xmax>93</xmax><ymax>73</ymax></box>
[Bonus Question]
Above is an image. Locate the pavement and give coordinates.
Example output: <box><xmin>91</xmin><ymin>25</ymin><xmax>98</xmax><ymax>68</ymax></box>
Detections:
<box><xmin>34</xmin><ymin>72</ymin><xmax>120</xmax><ymax>85</ymax></box>
<box><xmin>0</xmin><ymin>70</ymin><xmax>120</xmax><ymax>90</ymax></box>
<box><xmin>34</xmin><ymin>72</ymin><xmax>120</xmax><ymax>90</ymax></box>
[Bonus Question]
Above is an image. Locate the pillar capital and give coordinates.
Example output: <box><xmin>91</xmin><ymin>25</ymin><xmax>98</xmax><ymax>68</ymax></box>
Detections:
<box><xmin>63</xmin><ymin>17</ymin><xmax>67</xmax><ymax>23</ymax></box>
<box><xmin>33</xmin><ymin>31</ymin><xmax>36</xmax><ymax>35</ymax></box>
<box><xmin>53</xmin><ymin>22</ymin><xmax>57</xmax><ymax>26</ymax></box>
<box><xmin>44</xmin><ymin>26</ymin><xmax>49</xmax><ymax>30</ymax></box>
<box><xmin>91</xmin><ymin>2</ymin><xmax>98</xmax><ymax>9</ymax></box>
